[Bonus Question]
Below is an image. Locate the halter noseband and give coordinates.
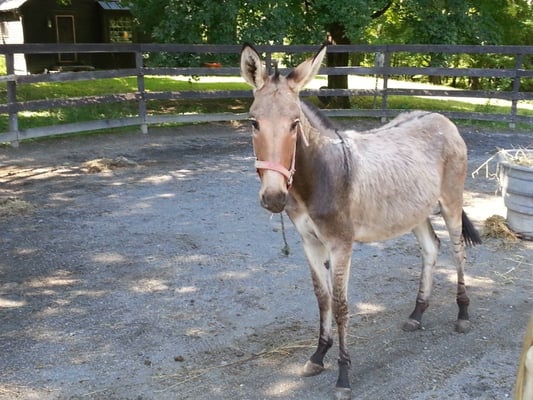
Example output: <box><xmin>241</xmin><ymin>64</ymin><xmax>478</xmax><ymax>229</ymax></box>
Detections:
<box><xmin>255</xmin><ymin>147</ymin><xmax>296</xmax><ymax>187</ymax></box>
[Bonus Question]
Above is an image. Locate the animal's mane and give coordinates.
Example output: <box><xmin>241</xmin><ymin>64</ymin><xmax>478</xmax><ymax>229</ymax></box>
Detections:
<box><xmin>300</xmin><ymin>101</ymin><xmax>338</xmax><ymax>137</ymax></box>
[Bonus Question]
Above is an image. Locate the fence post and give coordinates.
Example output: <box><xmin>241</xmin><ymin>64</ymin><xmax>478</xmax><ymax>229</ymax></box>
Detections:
<box><xmin>5</xmin><ymin>53</ymin><xmax>19</xmax><ymax>146</ymax></box>
<box><xmin>373</xmin><ymin>52</ymin><xmax>385</xmax><ymax>109</ymax></box>
<box><xmin>509</xmin><ymin>53</ymin><xmax>523</xmax><ymax>129</ymax></box>
<box><xmin>136</xmin><ymin>50</ymin><xmax>148</xmax><ymax>134</ymax></box>
<box><xmin>380</xmin><ymin>48</ymin><xmax>391</xmax><ymax>123</ymax></box>
<box><xmin>265</xmin><ymin>51</ymin><xmax>272</xmax><ymax>74</ymax></box>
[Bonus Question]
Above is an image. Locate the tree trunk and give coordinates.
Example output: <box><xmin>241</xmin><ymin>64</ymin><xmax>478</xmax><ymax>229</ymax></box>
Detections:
<box><xmin>317</xmin><ymin>2</ymin><xmax>393</xmax><ymax>109</ymax></box>
<box><xmin>325</xmin><ymin>22</ymin><xmax>351</xmax><ymax>109</ymax></box>
<box><xmin>428</xmin><ymin>52</ymin><xmax>445</xmax><ymax>85</ymax></box>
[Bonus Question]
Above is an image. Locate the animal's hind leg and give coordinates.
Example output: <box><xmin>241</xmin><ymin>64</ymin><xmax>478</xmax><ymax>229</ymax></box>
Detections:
<box><xmin>300</xmin><ymin>236</ymin><xmax>334</xmax><ymax>377</ymax></box>
<box><xmin>441</xmin><ymin>205</ymin><xmax>471</xmax><ymax>333</ymax></box>
<box><xmin>403</xmin><ymin>218</ymin><xmax>440</xmax><ymax>332</ymax></box>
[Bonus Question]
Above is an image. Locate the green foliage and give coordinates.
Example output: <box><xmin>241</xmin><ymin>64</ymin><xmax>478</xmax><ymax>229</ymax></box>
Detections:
<box><xmin>130</xmin><ymin>0</ymin><xmax>237</xmax><ymax>44</ymax></box>
<box><xmin>126</xmin><ymin>0</ymin><xmax>397</xmax><ymax>70</ymax></box>
<box><xmin>0</xmin><ymin>56</ymin><xmax>6</xmax><ymax>75</ymax></box>
<box><xmin>128</xmin><ymin>0</ymin><xmax>394</xmax><ymax>46</ymax></box>
<box><xmin>125</xmin><ymin>0</ymin><xmax>532</xmax><ymax>90</ymax></box>
<box><xmin>364</xmin><ymin>0</ymin><xmax>533</xmax><ymax>89</ymax></box>
<box><xmin>128</xmin><ymin>0</ymin><xmax>532</xmax><ymax>48</ymax></box>
<box><xmin>367</xmin><ymin>0</ymin><xmax>532</xmax><ymax>46</ymax></box>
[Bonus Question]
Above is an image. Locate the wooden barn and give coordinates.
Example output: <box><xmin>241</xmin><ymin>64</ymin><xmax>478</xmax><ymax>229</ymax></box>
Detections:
<box><xmin>0</xmin><ymin>0</ymin><xmax>137</xmax><ymax>74</ymax></box>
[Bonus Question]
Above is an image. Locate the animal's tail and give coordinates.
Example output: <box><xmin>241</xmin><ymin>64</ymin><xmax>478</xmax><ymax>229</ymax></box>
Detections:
<box><xmin>462</xmin><ymin>210</ymin><xmax>482</xmax><ymax>247</ymax></box>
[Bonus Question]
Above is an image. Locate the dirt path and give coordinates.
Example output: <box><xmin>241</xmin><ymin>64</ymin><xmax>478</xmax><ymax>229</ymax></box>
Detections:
<box><xmin>0</xmin><ymin>122</ymin><xmax>531</xmax><ymax>400</ymax></box>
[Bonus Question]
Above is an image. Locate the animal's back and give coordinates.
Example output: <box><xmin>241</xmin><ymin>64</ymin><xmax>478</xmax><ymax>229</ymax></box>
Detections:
<box><xmin>361</xmin><ymin>111</ymin><xmax>465</xmax><ymax>152</ymax></box>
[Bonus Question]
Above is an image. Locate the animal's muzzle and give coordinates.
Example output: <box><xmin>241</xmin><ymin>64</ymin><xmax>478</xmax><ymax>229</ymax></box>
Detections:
<box><xmin>260</xmin><ymin>189</ymin><xmax>288</xmax><ymax>213</ymax></box>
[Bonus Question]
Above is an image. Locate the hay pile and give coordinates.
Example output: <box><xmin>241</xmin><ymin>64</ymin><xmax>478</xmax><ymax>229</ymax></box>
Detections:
<box><xmin>483</xmin><ymin>215</ymin><xmax>518</xmax><ymax>242</ymax></box>
<box><xmin>81</xmin><ymin>156</ymin><xmax>138</xmax><ymax>173</ymax></box>
<box><xmin>0</xmin><ymin>197</ymin><xmax>34</xmax><ymax>218</ymax></box>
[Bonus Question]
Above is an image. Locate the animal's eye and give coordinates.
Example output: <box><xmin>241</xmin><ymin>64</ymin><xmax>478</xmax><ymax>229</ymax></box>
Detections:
<box><xmin>290</xmin><ymin>119</ymin><xmax>300</xmax><ymax>132</ymax></box>
<box><xmin>250</xmin><ymin>119</ymin><xmax>259</xmax><ymax>130</ymax></box>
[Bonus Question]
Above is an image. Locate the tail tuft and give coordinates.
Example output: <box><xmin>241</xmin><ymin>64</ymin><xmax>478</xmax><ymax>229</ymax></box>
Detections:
<box><xmin>462</xmin><ymin>210</ymin><xmax>482</xmax><ymax>247</ymax></box>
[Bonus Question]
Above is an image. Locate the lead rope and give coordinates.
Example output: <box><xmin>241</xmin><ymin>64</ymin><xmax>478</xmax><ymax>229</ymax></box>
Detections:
<box><xmin>280</xmin><ymin>213</ymin><xmax>290</xmax><ymax>256</ymax></box>
<box><xmin>259</xmin><ymin>118</ymin><xmax>309</xmax><ymax>255</ymax></box>
<box><xmin>269</xmin><ymin>213</ymin><xmax>291</xmax><ymax>255</ymax></box>
<box><xmin>278</xmin><ymin>120</ymin><xmax>309</xmax><ymax>254</ymax></box>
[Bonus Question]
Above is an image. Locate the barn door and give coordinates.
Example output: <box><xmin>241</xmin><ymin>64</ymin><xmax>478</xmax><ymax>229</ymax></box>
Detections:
<box><xmin>55</xmin><ymin>15</ymin><xmax>77</xmax><ymax>63</ymax></box>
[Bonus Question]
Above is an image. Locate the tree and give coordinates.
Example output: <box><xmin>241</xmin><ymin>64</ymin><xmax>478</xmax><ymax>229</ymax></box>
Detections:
<box><xmin>126</xmin><ymin>1</ymin><xmax>532</xmax><ymax>94</ymax></box>
<box><xmin>309</xmin><ymin>0</ymin><xmax>393</xmax><ymax>107</ymax></box>
<box><xmin>368</xmin><ymin>0</ymin><xmax>533</xmax><ymax>46</ymax></box>
<box><xmin>129</xmin><ymin>1</ymin><xmax>393</xmax><ymax>46</ymax></box>
<box><xmin>366</xmin><ymin>0</ymin><xmax>533</xmax><ymax>87</ymax></box>
<box><xmin>127</xmin><ymin>0</ymin><xmax>393</xmax><ymax>107</ymax></box>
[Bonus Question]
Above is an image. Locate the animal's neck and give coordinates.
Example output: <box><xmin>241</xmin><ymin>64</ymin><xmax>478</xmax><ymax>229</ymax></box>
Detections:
<box><xmin>295</xmin><ymin>101</ymin><xmax>352</xmax><ymax>182</ymax></box>
<box><xmin>298</xmin><ymin>111</ymin><xmax>344</xmax><ymax>151</ymax></box>
<box><xmin>291</xmin><ymin>124</ymin><xmax>351</xmax><ymax>214</ymax></box>
<box><xmin>298</xmin><ymin>101</ymin><xmax>340</xmax><ymax>142</ymax></box>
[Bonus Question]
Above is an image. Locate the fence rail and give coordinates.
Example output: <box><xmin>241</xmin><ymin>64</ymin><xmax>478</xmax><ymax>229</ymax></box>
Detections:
<box><xmin>1</xmin><ymin>43</ymin><xmax>532</xmax><ymax>144</ymax></box>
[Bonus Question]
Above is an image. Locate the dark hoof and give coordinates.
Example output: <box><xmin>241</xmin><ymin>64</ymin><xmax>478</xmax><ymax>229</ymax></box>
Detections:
<box><xmin>402</xmin><ymin>319</ymin><xmax>421</xmax><ymax>332</ymax></box>
<box><xmin>334</xmin><ymin>387</ymin><xmax>352</xmax><ymax>400</ymax></box>
<box><xmin>455</xmin><ymin>319</ymin><xmax>471</xmax><ymax>333</ymax></box>
<box><xmin>302</xmin><ymin>360</ymin><xmax>325</xmax><ymax>377</ymax></box>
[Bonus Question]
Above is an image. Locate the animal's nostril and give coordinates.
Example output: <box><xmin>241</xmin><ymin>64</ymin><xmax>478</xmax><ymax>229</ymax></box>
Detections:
<box><xmin>261</xmin><ymin>190</ymin><xmax>288</xmax><ymax>213</ymax></box>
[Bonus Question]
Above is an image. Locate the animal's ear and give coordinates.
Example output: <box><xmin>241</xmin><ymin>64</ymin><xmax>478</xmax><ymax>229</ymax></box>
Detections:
<box><xmin>287</xmin><ymin>45</ymin><xmax>327</xmax><ymax>91</ymax></box>
<box><xmin>240</xmin><ymin>44</ymin><xmax>267</xmax><ymax>90</ymax></box>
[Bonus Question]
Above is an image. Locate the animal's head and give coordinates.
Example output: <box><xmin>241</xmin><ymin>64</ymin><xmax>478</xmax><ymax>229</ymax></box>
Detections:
<box><xmin>240</xmin><ymin>44</ymin><xmax>327</xmax><ymax>213</ymax></box>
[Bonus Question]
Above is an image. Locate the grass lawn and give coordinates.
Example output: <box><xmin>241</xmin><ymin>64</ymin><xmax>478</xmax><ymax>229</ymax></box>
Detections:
<box><xmin>0</xmin><ymin>58</ymin><xmax>531</xmax><ymax>133</ymax></box>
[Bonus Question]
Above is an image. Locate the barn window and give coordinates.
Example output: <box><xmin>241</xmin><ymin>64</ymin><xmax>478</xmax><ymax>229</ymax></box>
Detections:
<box><xmin>108</xmin><ymin>16</ymin><xmax>133</xmax><ymax>43</ymax></box>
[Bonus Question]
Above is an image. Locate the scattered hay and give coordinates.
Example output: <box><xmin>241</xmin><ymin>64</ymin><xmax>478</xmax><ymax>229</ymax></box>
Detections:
<box><xmin>82</xmin><ymin>156</ymin><xmax>138</xmax><ymax>173</ymax></box>
<box><xmin>483</xmin><ymin>215</ymin><xmax>518</xmax><ymax>242</ymax></box>
<box><xmin>152</xmin><ymin>339</ymin><xmax>315</xmax><ymax>393</ymax></box>
<box><xmin>0</xmin><ymin>197</ymin><xmax>34</xmax><ymax>218</ymax></box>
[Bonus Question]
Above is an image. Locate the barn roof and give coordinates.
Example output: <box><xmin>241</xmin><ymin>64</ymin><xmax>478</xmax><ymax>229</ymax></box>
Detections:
<box><xmin>97</xmin><ymin>1</ymin><xmax>129</xmax><ymax>10</ymax></box>
<box><xmin>0</xmin><ymin>0</ymin><xmax>130</xmax><ymax>12</ymax></box>
<box><xmin>0</xmin><ymin>0</ymin><xmax>28</xmax><ymax>12</ymax></box>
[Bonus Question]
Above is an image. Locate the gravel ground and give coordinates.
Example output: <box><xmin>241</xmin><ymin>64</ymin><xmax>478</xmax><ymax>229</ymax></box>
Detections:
<box><xmin>0</xmin><ymin>120</ymin><xmax>532</xmax><ymax>400</ymax></box>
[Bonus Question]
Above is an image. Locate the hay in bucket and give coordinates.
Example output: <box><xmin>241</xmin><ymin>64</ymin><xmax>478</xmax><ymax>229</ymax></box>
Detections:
<box><xmin>499</xmin><ymin>148</ymin><xmax>533</xmax><ymax>168</ymax></box>
<box><xmin>483</xmin><ymin>215</ymin><xmax>518</xmax><ymax>242</ymax></box>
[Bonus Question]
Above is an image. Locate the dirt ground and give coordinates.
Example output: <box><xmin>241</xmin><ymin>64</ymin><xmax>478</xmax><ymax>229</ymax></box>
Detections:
<box><xmin>0</xmin><ymin>120</ymin><xmax>532</xmax><ymax>400</ymax></box>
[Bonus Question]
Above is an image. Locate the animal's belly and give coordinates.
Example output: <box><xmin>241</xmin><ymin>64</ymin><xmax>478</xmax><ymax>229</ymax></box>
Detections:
<box><xmin>352</xmin><ymin>224</ymin><xmax>414</xmax><ymax>243</ymax></box>
<box><xmin>351</xmin><ymin>205</ymin><xmax>435</xmax><ymax>243</ymax></box>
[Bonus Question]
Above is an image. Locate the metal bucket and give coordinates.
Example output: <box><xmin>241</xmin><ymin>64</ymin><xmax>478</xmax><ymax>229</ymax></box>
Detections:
<box><xmin>498</xmin><ymin>149</ymin><xmax>533</xmax><ymax>239</ymax></box>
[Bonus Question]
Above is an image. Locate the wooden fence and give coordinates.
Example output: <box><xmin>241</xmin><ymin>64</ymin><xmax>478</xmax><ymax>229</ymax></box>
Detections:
<box><xmin>1</xmin><ymin>43</ymin><xmax>532</xmax><ymax>144</ymax></box>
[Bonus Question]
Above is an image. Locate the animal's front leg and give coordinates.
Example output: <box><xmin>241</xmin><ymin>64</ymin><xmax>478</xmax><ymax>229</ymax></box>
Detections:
<box><xmin>331</xmin><ymin>243</ymin><xmax>353</xmax><ymax>400</ymax></box>
<box><xmin>300</xmin><ymin>234</ymin><xmax>334</xmax><ymax>377</ymax></box>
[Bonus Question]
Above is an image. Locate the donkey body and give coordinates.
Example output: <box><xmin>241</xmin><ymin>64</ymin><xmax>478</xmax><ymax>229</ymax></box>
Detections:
<box><xmin>240</xmin><ymin>44</ymin><xmax>481</xmax><ymax>400</ymax></box>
